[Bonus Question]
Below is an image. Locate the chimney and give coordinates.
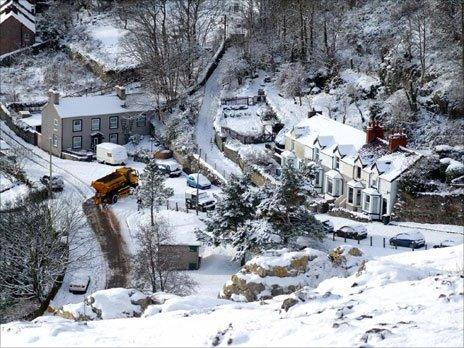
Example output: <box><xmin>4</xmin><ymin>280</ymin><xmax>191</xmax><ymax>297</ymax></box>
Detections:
<box><xmin>115</xmin><ymin>85</ymin><xmax>126</xmax><ymax>100</ymax></box>
<box><xmin>388</xmin><ymin>131</ymin><xmax>407</xmax><ymax>152</ymax></box>
<box><xmin>366</xmin><ymin>121</ymin><xmax>384</xmax><ymax>143</ymax></box>
<box><xmin>48</xmin><ymin>89</ymin><xmax>59</xmax><ymax>105</ymax></box>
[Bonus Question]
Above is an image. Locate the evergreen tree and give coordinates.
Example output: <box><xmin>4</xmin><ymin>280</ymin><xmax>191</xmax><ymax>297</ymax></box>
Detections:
<box><xmin>258</xmin><ymin>162</ymin><xmax>324</xmax><ymax>247</ymax></box>
<box><xmin>197</xmin><ymin>174</ymin><xmax>257</xmax><ymax>250</ymax></box>
<box><xmin>138</xmin><ymin>159</ymin><xmax>173</xmax><ymax>226</ymax></box>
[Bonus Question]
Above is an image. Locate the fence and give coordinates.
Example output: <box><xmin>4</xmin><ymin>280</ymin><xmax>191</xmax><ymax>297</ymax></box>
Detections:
<box><xmin>329</xmin><ymin>233</ymin><xmax>431</xmax><ymax>251</ymax></box>
<box><xmin>221</xmin><ymin>126</ymin><xmax>275</xmax><ymax>144</ymax></box>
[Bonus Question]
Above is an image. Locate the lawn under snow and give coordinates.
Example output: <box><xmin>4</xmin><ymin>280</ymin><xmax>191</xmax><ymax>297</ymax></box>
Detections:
<box><xmin>2</xmin><ymin>245</ymin><xmax>462</xmax><ymax>347</ymax></box>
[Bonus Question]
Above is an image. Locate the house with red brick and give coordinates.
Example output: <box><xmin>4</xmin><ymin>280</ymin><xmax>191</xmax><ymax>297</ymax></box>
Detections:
<box><xmin>0</xmin><ymin>0</ymin><xmax>36</xmax><ymax>56</ymax></box>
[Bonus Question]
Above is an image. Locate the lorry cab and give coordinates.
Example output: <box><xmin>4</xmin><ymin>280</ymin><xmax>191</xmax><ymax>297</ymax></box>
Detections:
<box><xmin>185</xmin><ymin>188</ymin><xmax>216</xmax><ymax>212</ymax></box>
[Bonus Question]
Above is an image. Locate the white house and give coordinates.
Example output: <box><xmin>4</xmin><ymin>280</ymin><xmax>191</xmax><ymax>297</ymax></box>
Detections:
<box><xmin>284</xmin><ymin>115</ymin><xmax>421</xmax><ymax>220</ymax></box>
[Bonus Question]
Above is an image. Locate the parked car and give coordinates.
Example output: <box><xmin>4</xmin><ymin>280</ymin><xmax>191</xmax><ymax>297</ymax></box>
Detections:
<box><xmin>335</xmin><ymin>225</ymin><xmax>368</xmax><ymax>240</ymax></box>
<box><xmin>40</xmin><ymin>174</ymin><xmax>64</xmax><ymax>191</ymax></box>
<box><xmin>96</xmin><ymin>143</ymin><xmax>128</xmax><ymax>165</ymax></box>
<box><xmin>187</xmin><ymin>173</ymin><xmax>211</xmax><ymax>189</ymax></box>
<box><xmin>433</xmin><ymin>240</ymin><xmax>456</xmax><ymax>248</ymax></box>
<box><xmin>157</xmin><ymin>160</ymin><xmax>182</xmax><ymax>177</ymax></box>
<box><xmin>69</xmin><ymin>274</ymin><xmax>90</xmax><ymax>294</ymax></box>
<box><xmin>185</xmin><ymin>188</ymin><xmax>216</xmax><ymax>212</ymax></box>
<box><xmin>389</xmin><ymin>231</ymin><xmax>425</xmax><ymax>248</ymax></box>
<box><xmin>321</xmin><ymin>219</ymin><xmax>335</xmax><ymax>234</ymax></box>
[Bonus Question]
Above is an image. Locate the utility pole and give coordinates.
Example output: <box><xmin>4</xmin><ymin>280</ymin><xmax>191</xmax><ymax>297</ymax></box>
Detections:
<box><xmin>48</xmin><ymin>137</ymin><xmax>53</xmax><ymax>199</ymax></box>
<box><xmin>196</xmin><ymin>148</ymin><xmax>201</xmax><ymax>215</ymax></box>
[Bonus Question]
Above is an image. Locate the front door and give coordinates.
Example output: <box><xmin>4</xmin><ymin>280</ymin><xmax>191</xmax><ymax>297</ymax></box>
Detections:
<box><xmin>382</xmin><ymin>198</ymin><xmax>388</xmax><ymax>216</ymax></box>
<box><xmin>91</xmin><ymin>133</ymin><xmax>104</xmax><ymax>151</ymax></box>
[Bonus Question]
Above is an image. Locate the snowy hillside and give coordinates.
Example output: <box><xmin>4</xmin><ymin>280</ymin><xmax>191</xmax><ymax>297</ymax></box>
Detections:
<box><xmin>2</xmin><ymin>246</ymin><xmax>463</xmax><ymax>347</ymax></box>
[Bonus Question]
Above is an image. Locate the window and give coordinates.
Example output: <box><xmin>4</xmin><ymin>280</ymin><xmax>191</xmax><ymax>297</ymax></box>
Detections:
<box><xmin>356</xmin><ymin>166</ymin><xmax>362</xmax><ymax>179</ymax></box>
<box><xmin>371</xmin><ymin>177</ymin><xmax>378</xmax><ymax>188</ymax></box>
<box><xmin>356</xmin><ymin>190</ymin><xmax>362</xmax><ymax>206</ymax></box>
<box><xmin>109</xmin><ymin>133</ymin><xmax>118</xmax><ymax>144</ymax></box>
<box><xmin>364</xmin><ymin>194</ymin><xmax>370</xmax><ymax>211</ymax></box>
<box><xmin>189</xmin><ymin>246</ymin><xmax>198</xmax><ymax>252</ymax></box>
<box><xmin>348</xmin><ymin>187</ymin><xmax>354</xmax><ymax>204</ymax></box>
<box><xmin>136</xmin><ymin>115</ymin><xmax>146</xmax><ymax>127</ymax></box>
<box><xmin>72</xmin><ymin>119</ymin><xmax>82</xmax><ymax>132</ymax></box>
<box><xmin>290</xmin><ymin>140</ymin><xmax>295</xmax><ymax>151</ymax></box>
<box><xmin>327</xmin><ymin>178</ymin><xmax>333</xmax><ymax>194</ymax></box>
<box><xmin>52</xmin><ymin>134</ymin><xmax>58</xmax><ymax>147</ymax></box>
<box><xmin>333</xmin><ymin>157</ymin><xmax>340</xmax><ymax>170</ymax></box>
<box><xmin>313</xmin><ymin>148</ymin><xmax>319</xmax><ymax>161</ymax></box>
<box><xmin>314</xmin><ymin>170</ymin><xmax>321</xmax><ymax>187</ymax></box>
<box><xmin>91</xmin><ymin>118</ymin><xmax>101</xmax><ymax>131</ymax></box>
<box><xmin>53</xmin><ymin>119</ymin><xmax>58</xmax><ymax>129</ymax></box>
<box><xmin>109</xmin><ymin>116</ymin><xmax>119</xmax><ymax>129</ymax></box>
<box><xmin>72</xmin><ymin>136</ymin><xmax>82</xmax><ymax>149</ymax></box>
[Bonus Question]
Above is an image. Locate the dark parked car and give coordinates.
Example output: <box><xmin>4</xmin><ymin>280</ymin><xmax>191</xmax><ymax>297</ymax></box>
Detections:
<box><xmin>40</xmin><ymin>174</ymin><xmax>64</xmax><ymax>191</ymax></box>
<box><xmin>321</xmin><ymin>219</ymin><xmax>335</xmax><ymax>234</ymax></box>
<box><xmin>389</xmin><ymin>231</ymin><xmax>425</xmax><ymax>248</ymax></box>
<box><xmin>335</xmin><ymin>225</ymin><xmax>368</xmax><ymax>240</ymax></box>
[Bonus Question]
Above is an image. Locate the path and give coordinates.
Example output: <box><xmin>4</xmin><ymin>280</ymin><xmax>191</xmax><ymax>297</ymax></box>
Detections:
<box><xmin>83</xmin><ymin>200</ymin><xmax>131</xmax><ymax>288</ymax></box>
<box><xmin>195</xmin><ymin>49</ymin><xmax>242</xmax><ymax>179</ymax></box>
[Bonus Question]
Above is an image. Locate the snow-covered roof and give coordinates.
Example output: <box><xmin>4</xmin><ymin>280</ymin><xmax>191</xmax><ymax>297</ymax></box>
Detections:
<box><xmin>347</xmin><ymin>180</ymin><xmax>364</xmax><ymax>189</ymax></box>
<box><xmin>288</xmin><ymin>115</ymin><xmax>366</xmax><ymax>160</ymax></box>
<box><xmin>363</xmin><ymin>187</ymin><xmax>381</xmax><ymax>195</ymax></box>
<box><xmin>0</xmin><ymin>0</ymin><xmax>35</xmax><ymax>33</ymax></box>
<box><xmin>96</xmin><ymin>142</ymin><xmax>126</xmax><ymax>151</ymax></box>
<box><xmin>52</xmin><ymin>93</ymin><xmax>152</xmax><ymax>118</ymax></box>
<box><xmin>326</xmin><ymin>169</ymin><xmax>343</xmax><ymax>180</ymax></box>
<box><xmin>369</xmin><ymin>150</ymin><xmax>421</xmax><ymax>182</ymax></box>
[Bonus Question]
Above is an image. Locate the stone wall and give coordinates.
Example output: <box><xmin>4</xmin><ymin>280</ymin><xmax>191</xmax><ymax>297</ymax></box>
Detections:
<box><xmin>392</xmin><ymin>191</ymin><xmax>464</xmax><ymax>226</ymax></box>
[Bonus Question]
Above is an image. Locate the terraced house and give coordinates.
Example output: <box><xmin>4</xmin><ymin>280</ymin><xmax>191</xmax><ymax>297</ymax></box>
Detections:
<box><xmin>40</xmin><ymin>86</ymin><xmax>153</xmax><ymax>158</ymax></box>
<box><xmin>283</xmin><ymin>115</ymin><xmax>421</xmax><ymax>221</ymax></box>
<box><xmin>0</xmin><ymin>0</ymin><xmax>36</xmax><ymax>55</ymax></box>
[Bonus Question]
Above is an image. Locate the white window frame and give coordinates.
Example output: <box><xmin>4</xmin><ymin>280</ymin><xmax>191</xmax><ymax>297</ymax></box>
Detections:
<box><xmin>364</xmin><ymin>194</ymin><xmax>370</xmax><ymax>211</ymax></box>
<box><xmin>348</xmin><ymin>187</ymin><xmax>354</xmax><ymax>204</ymax></box>
<box><xmin>356</xmin><ymin>166</ymin><xmax>362</xmax><ymax>179</ymax></box>
<box><xmin>109</xmin><ymin>133</ymin><xmax>118</xmax><ymax>144</ymax></box>
<box><xmin>333</xmin><ymin>156</ymin><xmax>340</xmax><ymax>170</ymax></box>
<box><xmin>136</xmin><ymin>115</ymin><xmax>146</xmax><ymax>127</ymax></box>
<box><xmin>72</xmin><ymin>119</ymin><xmax>82</xmax><ymax>132</ymax></box>
<box><xmin>109</xmin><ymin>116</ymin><xmax>119</xmax><ymax>129</ymax></box>
<box><xmin>52</xmin><ymin>134</ymin><xmax>58</xmax><ymax>147</ymax></box>
<box><xmin>91</xmin><ymin>118</ymin><xmax>101</xmax><ymax>131</ymax></box>
<box><xmin>72</xmin><ymin>136</ymin><xmax>82</xmax><ymax>150</ymax></box>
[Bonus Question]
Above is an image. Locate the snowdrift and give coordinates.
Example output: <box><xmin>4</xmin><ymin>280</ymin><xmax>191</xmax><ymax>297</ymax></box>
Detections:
<box><xmin>2</xmin><ymin>246</ymin><xmax>463</xmax><ymax>347</ymax></box>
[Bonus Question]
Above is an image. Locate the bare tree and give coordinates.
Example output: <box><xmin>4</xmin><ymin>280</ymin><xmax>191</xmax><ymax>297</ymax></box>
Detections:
<box><xmin>133</xmin><ymin>217</ymin><xmax>197</xmax><ymax>295</ymax></box>
<box><xmin>0</xmin><ymin>197</ymin><xmax>86</xmax><ymax>317</ymax></box>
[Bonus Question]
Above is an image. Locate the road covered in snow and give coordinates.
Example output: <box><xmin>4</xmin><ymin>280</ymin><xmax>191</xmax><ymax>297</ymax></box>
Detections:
<box><xmin>195</xmin><ymin>49</ymin><xmax>242</xmax><ymax>179</ymax></box>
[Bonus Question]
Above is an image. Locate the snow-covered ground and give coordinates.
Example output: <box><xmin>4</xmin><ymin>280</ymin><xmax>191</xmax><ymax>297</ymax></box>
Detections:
<box><xmin>2</xmin><ymin>245</ymin><xmax>462</xmax><ymax>347</ymax></box>
<box><xmin>0</xmin><ymin>49</ymin><xmax>104</xmax><ymax>104</ymax></box>
<box><xmin>65</xmin><ymin>13</ymin><xmax>135</xmax><ymax>72</ymax></box>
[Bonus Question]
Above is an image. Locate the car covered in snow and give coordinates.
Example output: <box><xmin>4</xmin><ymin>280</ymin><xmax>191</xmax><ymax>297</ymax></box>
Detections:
<box><xmin>185</xmin><ymin>188</ymin><xmax>216</xmax><ymax>212</ymax></box>
<box><xmin>187</xmin><ymin>173</ymin><xmax>211</xmax><ymax>189</ymax></box>
<box><xmin>389</xmin><ymin>231</ymin><xmax>425</xmax><ymax>248</ymax></box>
<box><xmin>156</xmin><ymin>160</ymin><xmax>182</xmax><ymax>177</ymax></box>
<box><xmin>40</xmin><ymin>174</ymin><xmax>64</xmax><ymax>191</ymax></box>
<box><xmin>433</xmin><ymin>240</ymin><xmax>456</xmax><ymax>248</ymax></box>
<box><xmin>321</xmin><ymin>219</ymin><xmax>335</xmax><ymax>234</ymax></box>
<box><xmin>335</xmin><ymin>225</ymin><xmax>368</xmax><ymax>240</ymax></box>
<box><xmin>69</xmin><ymin>274</ymin><xmax>90</xmax><ymax>294</ymax></box>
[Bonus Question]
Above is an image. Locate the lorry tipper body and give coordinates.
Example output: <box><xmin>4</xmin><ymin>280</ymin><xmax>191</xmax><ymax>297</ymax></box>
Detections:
<box><xmin>91</xmin><ymin>167</ymin><xmax>139</xmax><ymax>204</ymax></box>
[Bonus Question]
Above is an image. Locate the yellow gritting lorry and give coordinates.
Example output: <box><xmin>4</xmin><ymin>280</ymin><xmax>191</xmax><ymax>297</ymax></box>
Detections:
<box><xmin>91</xmin><ymin>167</ymin><xmax>139</xmax><ymax>204</ymax></box>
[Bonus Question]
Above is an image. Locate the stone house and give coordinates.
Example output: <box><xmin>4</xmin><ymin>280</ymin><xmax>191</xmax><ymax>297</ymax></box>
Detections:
<box><xmin>283</xmin><ymin>115</ymin><xmax>421</xmax><ymax>220</ymax></box>
<box><xmin>0</xmin><ymin>0</ymin><xmax>36</xmax><ymax>55</ymax></box>
<box><xmin>39</xmin><ymin>86</ymin><xmax>154</xmax><ymax>157</ymax></box>
<box><xmin>160</xmin><ymin>228</ymin><xmax>201</xmax><ymax>270</ymax></box>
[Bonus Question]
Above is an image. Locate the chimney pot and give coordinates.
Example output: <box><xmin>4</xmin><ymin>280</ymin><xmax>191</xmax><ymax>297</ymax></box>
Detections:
<box><xmin>115</xmin><ymin>85</ymin><xmax>126</xmax><ymax>100</ymax></box>
<box><xmin>366</xmin><ymin>121</ymin><xmax>384</xmax><ymax>144</ymax></box>
<box><xmin>388</xmin><ymin>133</ymin><xmax>408</xmax><ymax>152</ymax></box>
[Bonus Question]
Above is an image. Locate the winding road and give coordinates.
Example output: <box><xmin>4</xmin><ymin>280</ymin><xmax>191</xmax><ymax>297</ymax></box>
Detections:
<box><xmin>195</xmin><ymin>49</ymin><xmax>242</xmax><ymax>179</ymax></box>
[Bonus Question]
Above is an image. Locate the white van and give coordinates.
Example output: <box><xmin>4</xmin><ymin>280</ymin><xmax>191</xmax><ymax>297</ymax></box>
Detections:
<box><xmin>96</xmin><ymin>143</ymin><xmax>128</xmax><ymax>165</ymax></box>
<box><xmin>69</xmin><ymin>274</ymin><xmax>90</xmax><ymax>294</ymax></box>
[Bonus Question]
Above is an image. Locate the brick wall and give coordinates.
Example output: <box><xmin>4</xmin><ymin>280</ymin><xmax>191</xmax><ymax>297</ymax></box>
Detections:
<box><xmin>0</xmin><ymin>16</ymin><xmax>35</xmax><ymax>55</ymax></box>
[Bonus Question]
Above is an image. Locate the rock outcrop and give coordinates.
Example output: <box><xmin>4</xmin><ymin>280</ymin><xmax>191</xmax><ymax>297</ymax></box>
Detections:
<box><xmin>221</xmin><ymin>246</ymin><xmax>366</xmax><ymax>302</ymax></box>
